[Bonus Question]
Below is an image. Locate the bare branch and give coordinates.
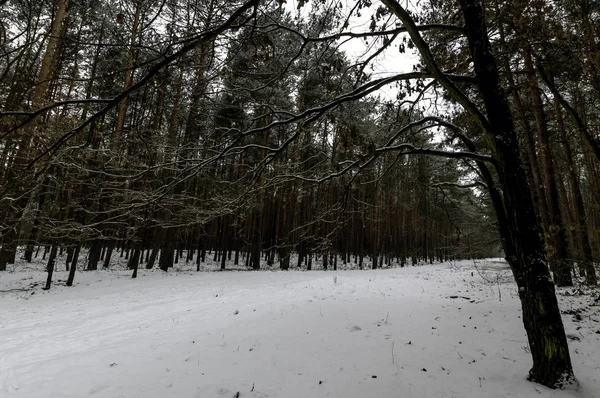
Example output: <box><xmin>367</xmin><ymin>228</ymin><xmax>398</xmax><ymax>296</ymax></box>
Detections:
<box><xmin>381</xmin><ymin>0</ymin><xmax>492</xmax><ymax>134</ymax></box>
<box><xmin>24</xmin><ymin>0</ymin><xmax>261</xmax><ymax>172</ymax></box>
<box><xmin>375</xmin><ymin>142</ymin><xmax>494</xmax><ymax>163</ymax></box>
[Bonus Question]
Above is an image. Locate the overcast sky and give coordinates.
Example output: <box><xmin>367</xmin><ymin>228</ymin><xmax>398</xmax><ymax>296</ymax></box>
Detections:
<box><xmin>282</xmin><ymin>0</ymin><xmax>419</xmax><ymax>101</ymax></box>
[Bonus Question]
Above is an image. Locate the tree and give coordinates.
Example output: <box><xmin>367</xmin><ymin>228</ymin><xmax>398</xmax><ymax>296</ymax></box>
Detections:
<box><xmin>379</xmin><ymin>0</ymin><xmax>574</xmax><ymax>386</ymax></box>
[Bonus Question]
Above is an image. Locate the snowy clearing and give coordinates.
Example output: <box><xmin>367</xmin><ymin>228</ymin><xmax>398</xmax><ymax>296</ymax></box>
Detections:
<box><xmin>1</xmin><ymin>260</ymin><xmax>599</xmax><ymax>398</ymax></box>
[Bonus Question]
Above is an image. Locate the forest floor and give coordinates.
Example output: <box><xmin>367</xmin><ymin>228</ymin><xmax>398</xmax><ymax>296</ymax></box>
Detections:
<box><xmin>0</xmin><ymin>257</ymin><xmax>599</xmax><ymax>398</ymax></box>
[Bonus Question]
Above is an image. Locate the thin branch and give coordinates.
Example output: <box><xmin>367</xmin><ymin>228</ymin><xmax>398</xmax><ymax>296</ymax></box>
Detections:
<box><xmin>381</xmin><ymin>0</ymin><xmax>491</xmax><ymax>134</ymax></box>
<box><xmin>536</xmin><ymin>63</ymin><xmax>600</xmax><ymax>161</ymax></box>
<box><xmin>268</xmin><ymin>23</ymin><xmax>464</xmax><ymax>44</ymax></box>
<box><xmin>375</xmin><ymin>143</ymin><xmax>494</xmax><ymax>163</ymax></box>
<box><xmin>0</xmin><ymin>99</ymin><xmax>113</xmax><ymax>139</ymax></box>
<box><xmin>23</xmin><ymin>0</ymin><xmax>261</xmax><ymax>171</ymax></box>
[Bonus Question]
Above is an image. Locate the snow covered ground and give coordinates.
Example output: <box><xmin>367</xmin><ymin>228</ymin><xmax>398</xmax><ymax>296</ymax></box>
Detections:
<box><xmin>0</xmin><ymin>259</ymin><xmax>598</xmax><ymax>398</ymax></box>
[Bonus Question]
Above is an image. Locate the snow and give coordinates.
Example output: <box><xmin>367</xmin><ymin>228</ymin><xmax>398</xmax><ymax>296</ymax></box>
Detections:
<box><xmin>0</xmin><ymin>258</ymin><xmax>598</xmax><ymax>398</ymax></box>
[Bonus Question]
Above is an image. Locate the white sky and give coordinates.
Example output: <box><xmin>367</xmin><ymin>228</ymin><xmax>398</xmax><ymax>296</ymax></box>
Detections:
<box><xmin>283</xmin><ymin>0</ymin><xmax>419</xmax><ymax>101</ymax></box>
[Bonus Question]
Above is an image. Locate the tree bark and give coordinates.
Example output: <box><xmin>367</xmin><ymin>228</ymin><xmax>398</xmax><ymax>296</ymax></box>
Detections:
<box><xmin>102</xmin><ymin>241</ymin><xmax>114</xmax><ymax>269</ymax></box>
<box><xmin>66</xmin><ymin>244</ymin><xmax>80</xmax><ymax>286</ymax></box>
<box><xmin>381</xmin><ymin>0</ymin><xmax>576</xmax><ymax>388</ymax></box>
<box><xmin>159</xmin><ymin>235</ymin><xmax>174</xmax><ymax>271</ymax></box>
<box><xmin>147</xmin><ymin>247</ymin><xmax>159</xmax><ymax>269</ymax></box>
<box><xmin>524</xmin><ymin>51</ymin><xmax>573</xmax><ymax>286</ymax></box>
<box><xmin>555</xmin><ymin>99</ymin><xmax>597</xmax><ymax>285</ymax></box>
<box><xmin>458</xmin><ymin>0</ymin><xmax>575</xmax><ymax>387</ymax></box>
<box><xmin>43</xmin><ymin>245</ymin><xmax>58</xmax><ymax>290</ymax></box>
<box><xmin>113</xmin><ymin>0</ymin><xmax>143</xmax><ymax>146</ymax></box>
<box><xmin>87</xmin><ymin>241</ymin><xmax>102</xmax><ymax>270</ymax></box>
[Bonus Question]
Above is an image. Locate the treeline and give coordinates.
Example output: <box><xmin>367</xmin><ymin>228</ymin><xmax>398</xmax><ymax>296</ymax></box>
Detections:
<box><xmin>0</xmin><ymin>0</ymin><xmax>598</xmax><ymax>285</ymax></box>
<box><xmin>0</xmin><ymin>0</ymin><xmax>496</xmax><ymax>278</ymax></box>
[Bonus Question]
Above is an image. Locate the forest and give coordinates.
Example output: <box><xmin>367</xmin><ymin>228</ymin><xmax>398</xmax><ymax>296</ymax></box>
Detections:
<box><xmin>1</xmin><ymin>0</ymin><xmax>599</xmax><ymax>391</ymax></box>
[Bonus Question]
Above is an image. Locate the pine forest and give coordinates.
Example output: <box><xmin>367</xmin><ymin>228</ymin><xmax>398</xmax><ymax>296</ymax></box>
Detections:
<box><xmin>1</xmin><ymin>0</ymin><xmax>599</xmax><ymax>395</ymax></box>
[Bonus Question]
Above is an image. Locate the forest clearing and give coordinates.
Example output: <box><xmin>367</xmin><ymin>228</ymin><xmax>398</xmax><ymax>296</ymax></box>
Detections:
<box><xmin>1</xmin><ymin>258</ymin><xmax>598</xmax><ymax>398</ymax></box>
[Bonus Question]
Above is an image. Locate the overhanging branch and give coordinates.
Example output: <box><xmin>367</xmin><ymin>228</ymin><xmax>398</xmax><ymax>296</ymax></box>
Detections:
<box><xmin>381</xmin><ymin>0</ymin><xmax>492</xmax><ymax>134</ymax></box>
<box><xmin>375</xmin><ymin>143</ymin><xmax>494</xmax><ymax>163</ymax></box>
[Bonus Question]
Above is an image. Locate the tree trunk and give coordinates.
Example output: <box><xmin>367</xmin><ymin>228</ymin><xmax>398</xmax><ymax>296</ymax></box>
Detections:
<box><xmin>457</xmin><ymin>0</ymin><xmax>575</xmax><ymax>387</ymax></box>
<box><xmin>250</xmin><ymin>213</ymin><xmax>262</xmax><ymax>270</ymax></box>
<box><xmin>128</xmin><ymin>247</ymin><xmax>141</xmax><ymax>277</ymax></box>
<box><xmin>555</xmin><ymin>99</ymin><xmax>597</xmax><ymax>285</ymax></box>
<box><xmin>43</xmin><ymin>245</ymin><xmax>58</xmax><ymax>290</ymax></box>
<box><xmin>147</xmin><ymin>247</ymin><xmax>158</xmax><ymax>269</ymax></box>
<box><xmin>382</xmin><ymin>0</ymin><xmax>579</xmax><ymax>387</ymax></box>
<box><xmin>113</xmin><ymin>0</ymin><xmax>143</xmax><ymax>146</ymax></box>
<box><xmin>66</xmin><ymin>244</ymin><xmax>80</xmax><ymax>286</ymax></box>
<box><xmin>87</xmin><ymin>241</ymin><xmax>102</xmax><ymax>270</ymax></box>
<box><xmin>279</xmin><ymin>248</ymin><xmax>290</xmax><ymax>270</ymax></box>
<box><xmin>159</xmin><ymin>237</ymin><xmax>174</xmax><ymax>272</ymax></box>
<box><xmin>0</xmin><ymin>228</ymin><xmax>17</xmax><ymax>271</ymax></box>
<box><xmin>103</xmin><ymin>241</ymin><xmax>114</xmax><ymax>269</ymax></box>
<box><xmin>24</xmin><ymin>244</ymin><xmax>34</xmax><ymax>263</ymax></box>
<box><xmin>131</xmin><ymin>248</ymin><xmax>140</xmax><ymax>279</ymax></box>
<box><xmin>65</xmin><ymin>246</ymin><xmax>73</xmax><ymax>271</ymax></box>
<box><xmin>524</xmin><ymin>51</ymin><xmax>573</xmax><ymax>286</ymax></box>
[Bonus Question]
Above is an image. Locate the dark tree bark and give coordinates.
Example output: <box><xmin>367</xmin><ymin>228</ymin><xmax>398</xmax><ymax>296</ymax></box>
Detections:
<box><xmin>159</xmin><ymin>237</ymin><xmax>174</xmax><ymax>272</ymax></box>
<box><xmin>555</xmin><ymin>99</ymin><xmax>597</xmax><ymax>285</ymax></box>
<box><xmin>147</xmin><ymin>247</ymin><xmax>159</xmax><ymax>269</ymax></box>
<box><xmin>457</xmin><ymin>0</ymin><xmax>574</xmax><ymax>387</ymax></box>
<box><xmin>102</xmin><ymin>242</ymin><xmax>114</xmax><ymax>269</ymax></box>
<box><xmin>0</xmin><ymin>227</ymin><xmax>18</xmax><ymax>271</ymax></box>
<box><xmin>250</xmin><ymin>213</ymin><xmax>262</xmax><ymax>270</ymax></box>
<box><xmin>66</xmin><ymin>244</ymin><xmax>80</xmax><ymax>286</ymax></box>
<box><xmin>65</xmin><ymin>246</ymin><xmax>73</xmax><ymax>271</ymax></box>
<box><xmin>87</xmin><ymin>241</ymin><xmax>102</xmax><ymax>270</ymax></box>
<box><xmin>43</xmin><ymin>245</ymin><xmax>58</xmax><ymax>290</ymax></box>
<box><xmin>24</xmin><ymin>244</ymin><xmax>34</xmax><ymax>263</ymax></box>
<box><xmin>131</xmin><ymin>251</ymin><xmax>140</xmax><ymax>278</ymax></box>
<box><xmin>129</xmin><ymin>247</ymin><xmax>141</xmax><ymax>278</ymax></box>
<box><xmin>381</xmin><ymin>0</ymin><xmax>575</xmax><ymax>388</ymax></box>
<box><xmin>524</xmin><ymin>51</ymin><xmax>573</xmax><ymax>286</ymax></box>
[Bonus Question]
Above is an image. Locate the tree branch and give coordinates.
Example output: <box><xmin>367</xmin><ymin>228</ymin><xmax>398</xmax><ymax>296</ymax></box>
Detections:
<box><xmin>24</xmin><ymin>0</ymin><xmax>261</xmax><ymax>171</ymax></box>
<box><xmin>381</xmin><ymin>0</ymin><xmax>492</xmax><ymax>134</ymax></box>
<box><xmin>375</xmin><ymin>143</ymin><xmax>494</xmax><ymax>163</ymax></box>
<box><xmin>268</xmin><ymin>23</ymin><xmax>464</xmax><ymax>44</ymax></box>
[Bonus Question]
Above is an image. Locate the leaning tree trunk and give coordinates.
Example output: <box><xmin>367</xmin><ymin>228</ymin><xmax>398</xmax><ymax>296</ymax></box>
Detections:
<box><xmin>66</xmin><ymin>243</ymin><xmax>80</xmax><ymax>286</ymax></box>
<box><xmin>381</xmin><ymin>0</ymin><xmax>577</xmax><ymax>388</ymax></box>
<box><xmin>457</xmin><ymin>0</ymin><xmax>574</xmax><ymax>387</ymax></box>
<box><xmin>44</xmin><ymin>245</ymin><xmax>58</xmax><ymax>290</ymax></box>
<box><xmin>146</xmin><ymin>247</ymin><xmax>159</xmax><ymax>270</ymax></box>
